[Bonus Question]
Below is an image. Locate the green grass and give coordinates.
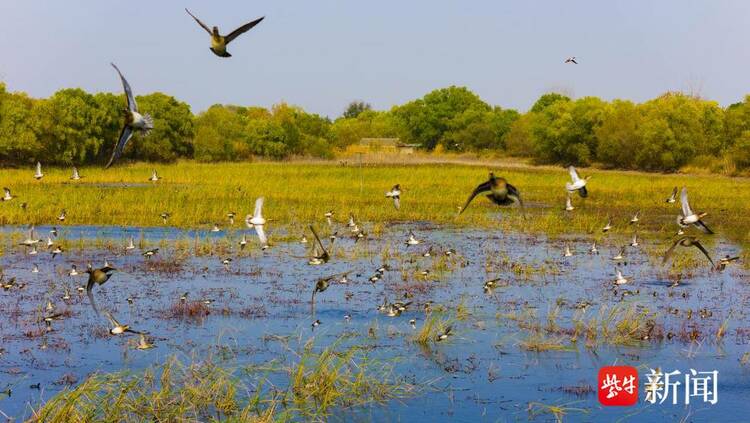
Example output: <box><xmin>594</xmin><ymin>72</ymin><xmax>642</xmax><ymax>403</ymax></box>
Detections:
<box><xmin>30</xmin><ymin>340</ymin><xmax>419</xmax><ymax>422</ymax></box>
<box><xmin>1</xmin><ymin>159</ymin><xmax>748</xmax><ymax>245</ymax></box>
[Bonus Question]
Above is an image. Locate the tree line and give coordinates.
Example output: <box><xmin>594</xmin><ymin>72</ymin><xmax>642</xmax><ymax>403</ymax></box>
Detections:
<box><xmin>2</xmin><ymin>82</ymin><xmax>749</xmax><ymax>172</ymax></box>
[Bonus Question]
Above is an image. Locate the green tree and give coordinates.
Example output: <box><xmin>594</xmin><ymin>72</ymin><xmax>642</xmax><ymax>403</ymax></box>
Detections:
<box><xmin>392</xmin><ymin>86</ymin><xmax>490</xmax><ymax>150</ymax></box>
<box><xmin>530</xmin><ymin>92</ymin><xmax>571</xmax><ymax>113</ymax></box>
<box><xmin>595</xmin><ymin>100</ymin><xmax>642</xmax><ymax>169</ymax></box>
<box><xmin>0</xmin><ymin>86</ymin><xmax>41</xmax><ymax>164</ymax></box>
<box><xmin>135</xmin><ymin>93</ymin><xmax>195</xmax><ymax>162</ymax></box>
<box><xmin>343</xmin><ymin>101</ymin><xmax>372</xmax><ymax>119</ymax></box>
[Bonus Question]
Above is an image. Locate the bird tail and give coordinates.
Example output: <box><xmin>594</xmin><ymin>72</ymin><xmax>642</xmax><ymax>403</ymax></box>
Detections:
<box><xmin>142</xmin><ymin>114</ymin><xmax>154</xmax><ymax>132</ymax></box>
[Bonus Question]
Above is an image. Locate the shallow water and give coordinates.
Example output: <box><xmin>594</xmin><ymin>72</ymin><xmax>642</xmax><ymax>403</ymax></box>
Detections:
<box><xmin>0</xmin><ymin>224</ymin><xmax>748</xmax><ymax>421</ymax></box>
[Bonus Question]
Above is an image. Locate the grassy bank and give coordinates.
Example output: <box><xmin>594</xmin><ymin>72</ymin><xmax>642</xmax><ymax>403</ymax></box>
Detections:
<box><xmin>0</xmin><ymin>159</ymin><xmax>747</xmax><ymax>244</ymax></box>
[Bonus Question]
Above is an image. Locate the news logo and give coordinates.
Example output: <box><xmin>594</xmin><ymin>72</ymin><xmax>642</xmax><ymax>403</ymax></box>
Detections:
<box><xmin>598</xmin><ymin>366</ymin><xmax>638</xmax><ymax>406</ymax></box>
<box><xmin>598</xmin><ymin>366</ymin><xmax>719</xmax><ymax>406</ymax></box>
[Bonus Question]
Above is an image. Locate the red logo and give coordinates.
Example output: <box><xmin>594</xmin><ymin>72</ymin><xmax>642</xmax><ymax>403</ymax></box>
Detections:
<box><xmin>598</xmin><ymin>366</ymin><xmax>638</xmax><ymax>406</ymax></box>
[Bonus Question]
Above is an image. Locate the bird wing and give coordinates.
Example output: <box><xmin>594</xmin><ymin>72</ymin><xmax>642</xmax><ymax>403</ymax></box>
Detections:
<box><xmin>254</xmin><ymin>225</ymin><xmax>267</xmax><ymax>245</ymax></box>
<box><xmin>506</xmin><ymin>183</ymin><xmax>525</xmax><ymax>210</ymax></box>
<box><xmin>254</xmin><ymin>197</ymin><xmax>264</xmax><ymax>219</ymax></box>
<box><xmin>669</xmin><ymin>186</ymin><xmax>677</xmax><ymax>201</ymax></box>
<box><xmin>309</xmin><ymin>225</ymin><xmax>329</xmax><ymax>258</ymax></box>
<box><xmin>393</xmin><ymin>196</ymin><xmax>400</xmax><ymax>210</ymax></box>
<box><xmin>693</xmin><ymin>220</ymin><xmax>714</xmax><ymax>234</ymax></box>
<box><xmin>110</xmin><ymin>63</ymin><xmax>137</xmax><ymax>112</ymax></box>
<box><xmin>458</xmin><ymin>180</ymin><xmax>492</xmax><ymax>215</ymax></box>
<box><xmin>662</xmin><ymin>237</ymin><xmax>684</xmax><ymax>264</ymax></box>
<box><xmin>3</xmin><ymin>187</ymin><xmax>9</xmax><ymax>196</ymax></box>
<box><xmin>105</xmin><ymin>126</ymin><xmax>133</xmax><ymax>169</ymax></box>
<box><xmin>568</xmin><ymin>166</ymin><xmax>581</xmax><ymax>183</ymax></box>
<box><xmin>185</xmin><ymin>8</ymin><xmax>212</xmax><ymax>35</ymax></box>
<box><xmin>691</xmin><ymin>240</ymin><xmax>715</xmax><ymax>267</ymax></box>
<box><xmin>225</xmin><ymin>16</ymin><xmax>265</xmax><ymax>44</ymax></box>
<box><xmin>680</xmin><ymin>187</ymin><xmax>693</xmax><ymax>217</ymax></box>
<box><xmin>36</xmin><ymin>162</ymin><xmax>42</xmax><ymax>174</ymax></box>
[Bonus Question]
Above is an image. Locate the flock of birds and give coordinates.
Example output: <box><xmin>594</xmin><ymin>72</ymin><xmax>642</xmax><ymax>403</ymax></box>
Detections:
<box><xmin>0</xmin><ymin>157</ymin><xmax>741</xmax><ymax>354</ymax></box>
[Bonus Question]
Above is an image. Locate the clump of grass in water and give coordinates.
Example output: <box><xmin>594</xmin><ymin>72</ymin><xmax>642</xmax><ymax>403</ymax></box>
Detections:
<box><xmin>412</xmin><ymin>315</ymin><xmax>452</xmax><ymax>344</ymax></box>
<box><xmin>31</xmin><ymin>340</ymin><xmax>419</xmax><ymax>422</ymax></box>
<box><xmin>527</xmin><ymin>401</ymin><xmax>589</xmax><ymax>423</ymax></box>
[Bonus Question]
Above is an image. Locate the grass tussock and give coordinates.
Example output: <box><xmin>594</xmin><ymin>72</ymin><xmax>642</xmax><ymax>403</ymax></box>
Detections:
<box><xmin>31</xmin><ymin>339</ymin><xmax>420</xmax><ymax>422</ymax></box>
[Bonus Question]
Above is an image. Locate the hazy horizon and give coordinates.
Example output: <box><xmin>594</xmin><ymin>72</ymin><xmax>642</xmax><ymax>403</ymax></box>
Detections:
<box><xmin>1</xmin><ymin>0</ymin><xmax>749</xmax><ymax>117</ymax></box>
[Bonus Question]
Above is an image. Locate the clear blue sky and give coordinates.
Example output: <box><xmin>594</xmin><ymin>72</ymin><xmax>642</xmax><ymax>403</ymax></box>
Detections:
<box><xmin>1</xmin><ymin>0</ymin><xmax>749</xmax><ymax>117</ymax></box>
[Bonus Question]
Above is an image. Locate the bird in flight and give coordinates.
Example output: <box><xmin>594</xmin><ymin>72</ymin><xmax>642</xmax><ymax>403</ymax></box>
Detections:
<box><xmin>185</xmin><ymin>9</ymin><xmax>265</xmax><ymax>58</ymax></box>
<box><xmin>385</xmin><ymin>184</ymin><xmax>401</xmax><ymax>210</ymax></box>
<box><xmin>458</xmin><ymin>173</ymin><xmax>523</xmax><ymax>215</ymax></box>
<box><xmin>565</xmin><ymin>193</ymin><xmax>574</xmax><ymax>211</ymax></box>
<box><xmin>678</xmin><ymin>187</ymin><xmax>713</xmax><ymax>234</ymax></box>
<box><xmin>245</xmin><ymin>197</ymin><xmax>268</xmax><ymax>249</ymax></box>
<box><xmin>34</xmin><ymin>162</ymin><xmax>43</xmax><ymax>180</ymax></box>
<box><xmin>662</xmin><ymin>236</ymin><xmax>714</xmax><ymax>268</ymax></box>
<box><xmin>565</xmin><ymin>57</ymin><xmax>578</xmax><ymax>64</ymax></box>
<box><xmin>308</xmin><ymin>225</ymin><xmax>330</xmax><ymax>265</ymax></box>
<box><xmin>614</xmin><ymin>269</ymin><xmax>629</xmax><ymax>285</ymax></box>
<box><xmin>149</xmin><ymin>169</ymin><xmax>161</xmax><ymax>182</ymax></box>
<box><xmin>106</xmin><ymin>63</ymin><xmax>153</xmax><ymax>168</ymax></box>
<box><xmin>85</xmin><ymin>264</ymin><xmax>117</xmax><ymax>316</ymax></box>
<box><xmin>1</xmin><ymin>188</ymin><xmax>12</xmax><ymax>201</ymax></box>
<box><xmin>666</xmin><ymin>187</ymin><xmax>678</xmax><ymax>203</ymax></box>
<box><xmin>70</xmin><ymin>167</ymin><xmax>81</xmax><ymax>180</ymax></box>
<box><xmin>565</xmin><ymin>166</ymin><xmax>589</xmax><ymax>198</ymax></box>
<box><xmin>104</xmin><ymin>311</ymin><xmax>142</xmax><ymax>336</ymax></box>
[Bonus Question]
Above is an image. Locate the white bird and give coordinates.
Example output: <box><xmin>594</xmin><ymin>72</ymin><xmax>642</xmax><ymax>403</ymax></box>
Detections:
<box><xmin>57</xmin><ymin>210</ymin><xmax>66</xmax><ymax>222</ymax></box>
<box><xmin>29</xmin><ymin>245</ymin><xmax>38</xmax><ymax>256</ymax></box>
<box><xmin>106</xmin><ymin>63</ymin><xmax>154</xmax><ymax>168</ymax></box>
<box><xmin>602</xmin><ymin>218</ymin><xmax>612</xmax><ymax>233</ymax></box>
<box><xmin>324</xmin><ymin>211</ymin><xmax>334</xmax><ymax>226</ymax></box>
<box><xmin>590</xmin><ymin>242</ymin><xmax>598</xmax><ymax>254</ymax></box>
<box><xmin>565</xmin><ymin>166</ymin><xmax>589</xmax><ymax>197</ymax></box>
<box><xmin>69</xmin><ymin>265</ymin><xmax>79</xmax><ymax>277</ymax></box>
<box><xmin>70</xmin><ymin>167</ymin><xmax>81</xmax><ymax>180</ymax></box>
<box><xmin>679</xmin><ymin>187</ymin><xmax>713</xmax><ymax>234</ymax></box>
<box><xmin>211</xmin><ymin>223</ymin><xmax>221</xmax><ymax>233</ymax></box>
<box><xmin>46</xmin><ymin>237</ymin><xmax>54</xmax><ymax>248</ymax></box>
<box><xmin>612</xmin><ymin>246</ymin><xmax>626</xmax><ymax>261</ymax></box>
<box><xmin>385</xmin><ymin>184</ymin><xmax>401</xmax><ymax>210</ymax></box>
<box><xmin>31</xmin><ymin>264</ymin><xmax>39</xmax><ymax>274</ymax></box>
<box><xmin>666</xmin><ymin>187</ymin><xmax>678</xmax><ymax>203</ymax></box>
<box><xmin>126</xmin><ymin>236</ymin><xmax>136</xmax><ymax>250</ymax></box>
<box><xmin>614</xmin><ymin>269</ymin><xmax>629</xmax><ymax>285</ymax></box>
<box><xmin>564</xmin><ymin>243</ymin><xmax>574</xmax><ymax>257</ymax></box>
<box><xmin>1</xmin><ymin>187</ymin><xmax>12</xmax><ymax>201</ymax></box>
<box><xmin>630</xmin><ymin>211</ymin><xmax>640</xmax><ymax>225</ymax></box>
<box><xmin>565</xmin><ymin>193</ymin><xmax>575</xmax><ymax>211</ymax></box>
<box><xmin>405</xmin><ymin>231</ymin><xmax>421</xmax><ymax>246</ymax></box>
<box><xmin>34</xmin><ymin>162</ymin><xmax>43</xmax><ymax>180</ymax></box>
<box><xmin>246</xmin><ymin>197</ymin><xmax>268</xmax><ymax>249</ymax></box>
<box><xmin>630</xmin><ymin>233</ymin><xmax>639</xmax><ymax>248</ymax></box>
<box><xmin>149</xmin><ymin>169</ymin><xmax>161</xmax><ymax>182</ymax></box>
<box><xmin>19</xmin><ymin>226</ymin><xmax>41</xmax><ymax>247</ymax></box>
<box><xmin>347</xmin><ymin>213</ymin><xmax>356</xmax><ymax>228</ymax></box>
<box><xmin>239</xmin><ymin>234</ymin><xmax>247</xmax><ymax>250</ymax></box>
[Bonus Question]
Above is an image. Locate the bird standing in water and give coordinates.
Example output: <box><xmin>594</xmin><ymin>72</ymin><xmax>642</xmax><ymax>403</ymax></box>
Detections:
<box><xmin>185</xmin><ymin>9</ymin><xmax>264</xmax><ymax>58</ymax></box>
<box><xmin>459</xmin><ymin>173</ymin><xmax>524</xmax><ymax>215</ymax></box>
<box><xmin>106</xmin><ymin>63</ymin><xmax>153</xmax><ymax>168</ymax></box>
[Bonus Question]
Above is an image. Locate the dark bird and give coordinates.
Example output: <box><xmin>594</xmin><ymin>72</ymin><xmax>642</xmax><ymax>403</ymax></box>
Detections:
<box><xmin>185</xmin><ymin>9</ymin><xmax>264</xmax><ymax>58</ymax></box>
<box><xmin>85</xmin><ymin>264</ymin><xmax>117</xmax><ymax>316</ymax></box>
<box><xmin>143</xmin><ymin>248</ymin><xmax>159</xmax><ymax>259</ymax></box>
<box><xmin>565</xmin><ymin>56</ymin><xmax>578</xmax><ymax>64</ymax></box>
<box><xmin>106</xmin><ymin>63</ymin><xmax>153</xmax><ymax>168</ymax></box>
<box><xmin>311</xmin><ymin>271</ymin><xmax>350</xmax><ymax>317</ymax></box>
<box><xmin>679</xmin><ymin>187</ymin><xmax>713</xmax><ymax>234</ymax></box>
<box><xmin>458</xmin><ymin>173</ymin><xmax>523</xmax><ymax>215</ymax></box>
<box><xmin>663</xmin><ymin>236</ymin><xmax>715</xmax><ymax>268</ymax></box>
<box><xmin>308</xmin><ymin>225</ymin><xmax>330</xmax><ymax>265</ymax></box>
